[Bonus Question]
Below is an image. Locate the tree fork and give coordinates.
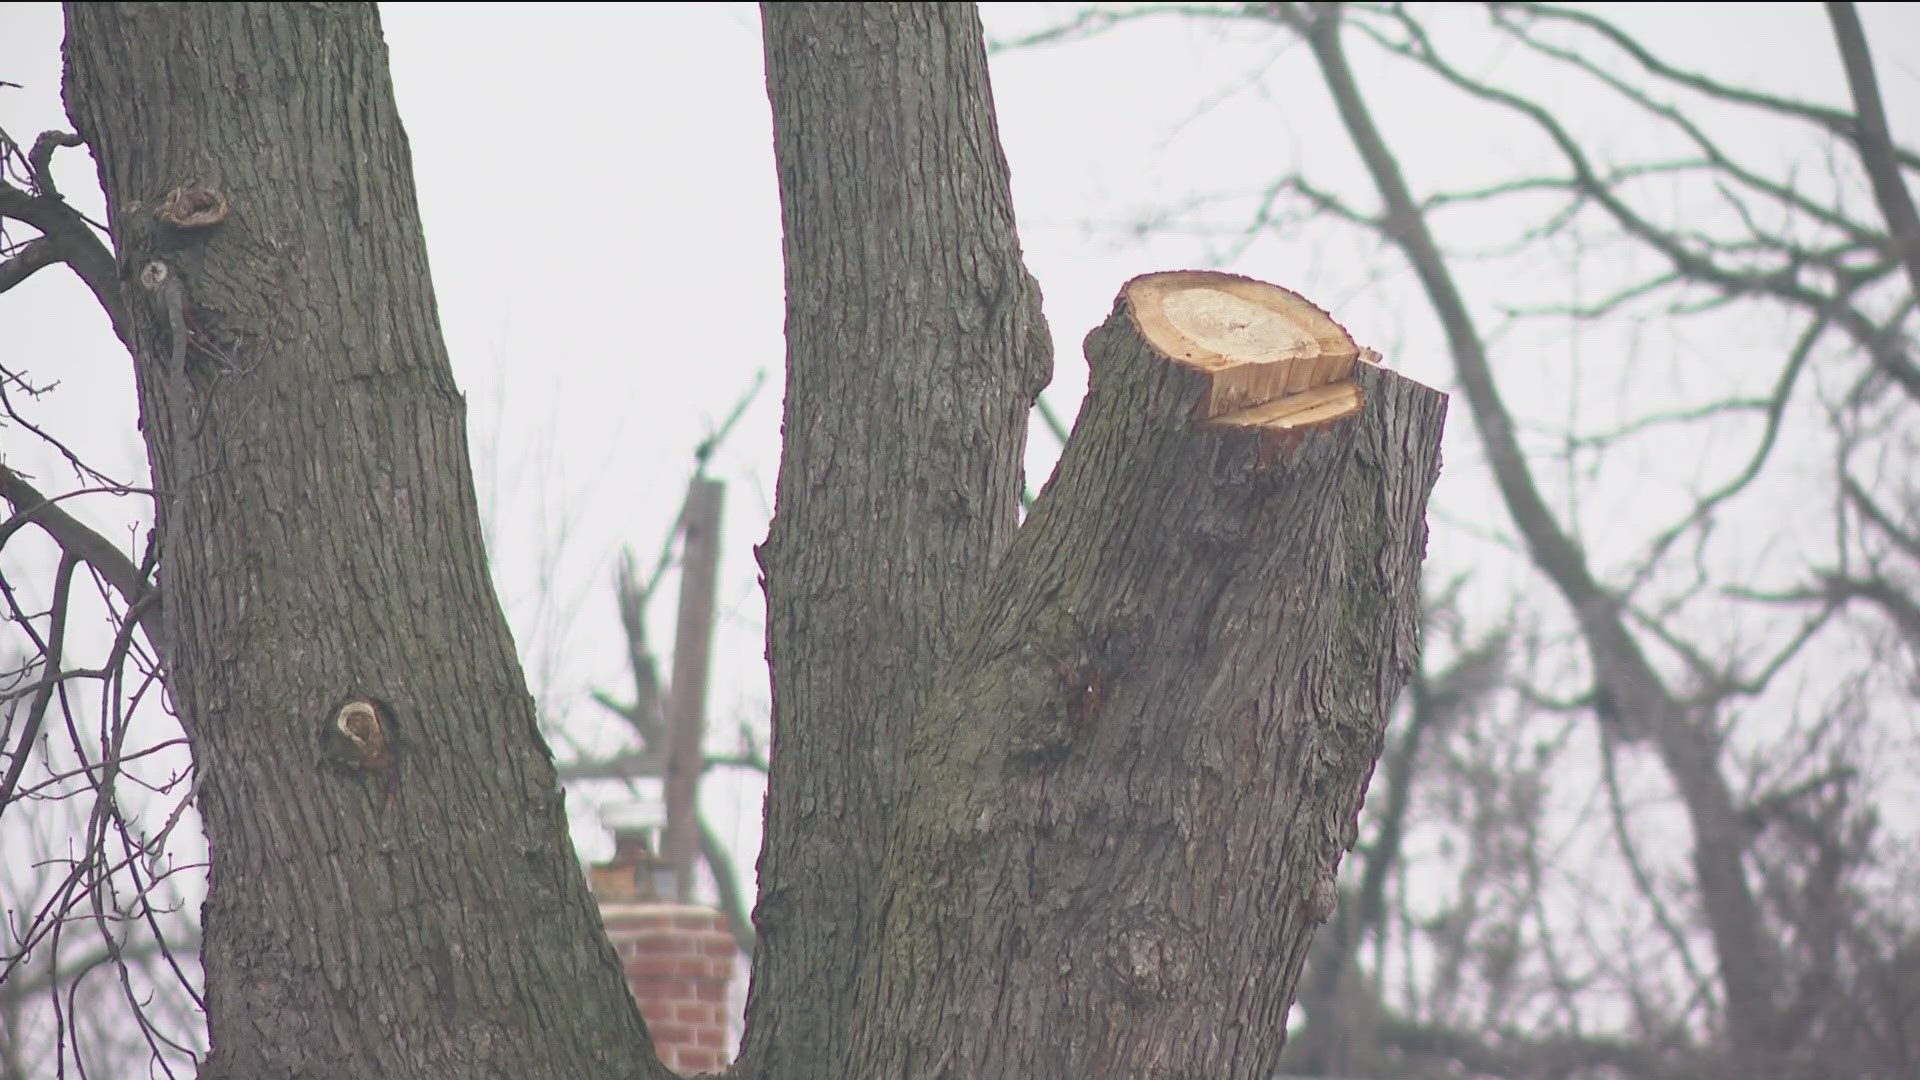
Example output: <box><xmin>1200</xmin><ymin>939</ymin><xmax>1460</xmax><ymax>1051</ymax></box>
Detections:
<box><xmin>848</xmin><ymin>271</ymin><xmax>1446</xmax><ymax>1080</ymax></box>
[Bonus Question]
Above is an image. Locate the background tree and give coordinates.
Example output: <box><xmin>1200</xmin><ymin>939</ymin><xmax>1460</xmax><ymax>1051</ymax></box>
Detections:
<box><xmin>2</xmin><ymin>4</ymin><xmax>1444</xmax><ymax>1078</ymax></box>
<box><xmin>1004</xmin><ymin>3</ymin><xmax>1920</xmax><ymax>1077</ymax></box>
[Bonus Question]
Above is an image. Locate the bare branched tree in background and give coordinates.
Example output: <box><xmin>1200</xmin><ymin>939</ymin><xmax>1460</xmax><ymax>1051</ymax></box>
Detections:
<box><xmin>1006</xmin><ymin>2</ymin><xmax>1920</xmax><ymax>1076</ymax></box>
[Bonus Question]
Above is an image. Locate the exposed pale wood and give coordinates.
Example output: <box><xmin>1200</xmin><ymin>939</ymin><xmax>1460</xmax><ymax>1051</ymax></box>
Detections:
<box><xmin>1125</xmin><ymin>270</ymin><xmax>1367</xmax><ymax>424</ymax></box>
<box><xmin>1211</xmin><ymin>380</ymin><xmax>1362</xmax><ymax>431</ymax></box>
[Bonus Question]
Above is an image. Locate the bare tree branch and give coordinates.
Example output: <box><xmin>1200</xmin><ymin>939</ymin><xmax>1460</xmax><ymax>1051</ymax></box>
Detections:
<box><xmin>0</xmin><ymin>236</ymin><xmax>62</xmax><ymax>293</ymax></box>
<box><xmin>1490</xmin><ymin>6</ymin><xmax>1884</xmax><ymax>246</ymax></box>
<box><xmin>23</xmin><ymin>131</ymin><xmax>83</xmax><ymax>199</ymax></box>
<box><xmin>1348</xmin><ymin>4</ymin><xmax>1920</xmax><ymax>402</ymax></box>
<box><xmin>1843</xmin><ymin>473</ymin><xmax>1920</xmax><ymax>563</ymax></box>
<box><xmin>1818</xmin><ymin>574</ymin><xmax>1920</xmax><ymax>650</ymax></box>
<box><xmin>0</xmin><ymin>466</ymin><xmax>165</xmax><ymax>657</ymax></box>
<box><xmin>1600</xmin><ymin>733</ymin><xmax>1715</xmax><ymax>1007</ymax></box>
<box><xmin>0</xmin><ymin>172</ymin><xmax>124</xmax><ymax>340</ymax></box>
<box><xmin>1825</xmin><ymin>2</ymin><xmax>1920</xmax><ymax>305</ymax></box>
<box><xmin>1497</xmin><ymin>1</ymin><xmax>1920</xmax><ymax>169</ymax></box>
<box><xmin>0</xmin><ymin>928</ymin><xmax>201</xmax><ymax>1011</ymax></box>
<box><xmin>0</xmin><ymin>553</ymin><xmax>77</xmax><ymax>813</ymax></box>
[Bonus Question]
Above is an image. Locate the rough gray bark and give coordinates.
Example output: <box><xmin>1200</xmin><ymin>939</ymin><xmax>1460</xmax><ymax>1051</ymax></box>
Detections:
<box><xmin>61</xmin><ymin>6</ymin><xmax>667</xmax><ymax>1078</ymax></box>
<box><xmin>843</xmin><ymin>273</ymin><xmax>1446</xmax><ymax>1079</ymax></box>
<box><xmin>741</xmin><ymin>4</ymin><xmax>1051</xmax><ymax>1075</ymax></box>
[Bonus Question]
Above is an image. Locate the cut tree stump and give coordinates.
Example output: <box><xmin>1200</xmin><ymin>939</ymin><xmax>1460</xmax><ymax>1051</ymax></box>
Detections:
<box><xmin>848</xmin><ymin>270</ymin><xmax>1448</xmax><ymax>1080</ymax></box>
<box><xmin>1126</xmin><ymin>269</ymin><xmax>1374</xmax><ymax>428</ymax></box>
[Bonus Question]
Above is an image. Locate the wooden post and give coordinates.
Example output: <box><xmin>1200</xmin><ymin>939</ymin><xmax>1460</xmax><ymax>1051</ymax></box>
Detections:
<box><xmin>664</xmin><ymin>477</ymin><xmax>723</xmax><ymax>903</ymax></box>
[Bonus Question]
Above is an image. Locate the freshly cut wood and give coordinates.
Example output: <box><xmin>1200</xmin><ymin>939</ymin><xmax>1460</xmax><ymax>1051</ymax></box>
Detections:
<box><xmin>1211</xmin><ymin>379</ymin><xmax>1364</xmax><ymax>431</ymax></box>
<box><xmin>1124</xmin><ymin>270</ymin><xmax>1374</xmax><ymax>425</ymax></box>
<box><xmin>848</xmin><ymin>270</ymin><xmax>1447</xmax><ymax>1080</ymax></box>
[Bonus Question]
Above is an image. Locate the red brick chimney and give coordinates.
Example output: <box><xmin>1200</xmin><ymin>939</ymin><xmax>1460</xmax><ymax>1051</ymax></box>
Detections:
<box><xmin>591</xmin><ymin>804</ymin><xmax>736</xmax><ymax>1074</ymax></box>
<box><xmin>600</xmin><ymin>902</ymin><xmax>736</xmax><ymax>1073</ymax></box>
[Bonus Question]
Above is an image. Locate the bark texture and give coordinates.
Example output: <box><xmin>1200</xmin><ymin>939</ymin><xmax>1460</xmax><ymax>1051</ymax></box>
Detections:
<box><xmin>846</xmin><ymin>274</ymin><xmax>1447</xmax><ymax>1079</ymax></box>
<box><xmin>62</xmin><ymin>7</ymin><xmax>665</xmax><ymax>1078</ymax></box>
<box><xmin>743</xmin><ymin>4</ymin><xmax>1051</xmax><ymax>1075</ymax></box>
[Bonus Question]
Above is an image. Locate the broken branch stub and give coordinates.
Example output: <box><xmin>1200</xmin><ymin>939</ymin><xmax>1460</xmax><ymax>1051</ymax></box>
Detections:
<box><xmin>1123</xmin><ymin>269</ymin><xmax>1377</xmax><ymax>431</ymax></box>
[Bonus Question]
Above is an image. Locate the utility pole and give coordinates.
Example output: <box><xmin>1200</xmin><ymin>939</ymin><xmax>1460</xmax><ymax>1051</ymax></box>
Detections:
<box><xmin>663</xmin><ymin>477</ymin><xmax>723</xmax><ymax>903</ymax></box>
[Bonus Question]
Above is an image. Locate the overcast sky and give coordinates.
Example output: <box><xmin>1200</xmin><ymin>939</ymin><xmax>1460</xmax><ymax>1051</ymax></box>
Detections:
<box><xmin>4</xmin><ymin>0</ymin><xmax>1920</xmax><ymax>993</ymax></box>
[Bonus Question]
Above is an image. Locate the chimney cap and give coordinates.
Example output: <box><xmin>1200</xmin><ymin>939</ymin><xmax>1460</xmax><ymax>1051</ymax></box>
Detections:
<box><xmin>601</xmin><ymin>799</ymin><xmax>667</xmax><ymax>834</ymax></box>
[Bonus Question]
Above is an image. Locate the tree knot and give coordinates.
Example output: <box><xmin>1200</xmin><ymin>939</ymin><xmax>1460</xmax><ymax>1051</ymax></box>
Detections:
<box><xmin>157</xmin><ymin>184</ymin><xmax>229</xmax><ymax>230</ymax></box>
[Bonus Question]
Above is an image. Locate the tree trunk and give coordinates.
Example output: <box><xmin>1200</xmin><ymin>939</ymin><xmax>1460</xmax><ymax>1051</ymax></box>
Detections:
<box><xmin>58</xmin><ymin>7</ymin><xmax>1446</xmax><ymax>1079</ymax></box>
<box><xmin>742</xmin><ymin>4</ymin><xmax>1052</xmax><ymax>1075</ymax></box>
<box><xmin>61</xmin><ymin>6</ymin><xmax>667</xmax><ymax>1078</ymax></box>
<box><xmin>843</xmin><ymin>273</ymin><xmax>1445</xmax><ymax>1078</ymax></box>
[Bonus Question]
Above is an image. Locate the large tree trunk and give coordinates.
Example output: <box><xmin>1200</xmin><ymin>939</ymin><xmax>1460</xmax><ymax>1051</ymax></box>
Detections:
<box><xmin>741</xmin><ymin>4</ymin><xmax>1052</xmax><ymax>1076</ymax></box>
<box><xmin>845</xmin><ymin>274</ymin><xmax>1445</xmax><ymax>1078</ymax></box>
<box><xmin>62</xmin><ymin>7</ymin><xmax>667</xmax><ymax>1078</ymax></box>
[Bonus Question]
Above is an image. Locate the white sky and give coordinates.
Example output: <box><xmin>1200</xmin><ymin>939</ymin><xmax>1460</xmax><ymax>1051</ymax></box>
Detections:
<box><xmin>4</xmin><ymin>0</ymin><xmax>1920</xmax><ymax>1059</ymax></box>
